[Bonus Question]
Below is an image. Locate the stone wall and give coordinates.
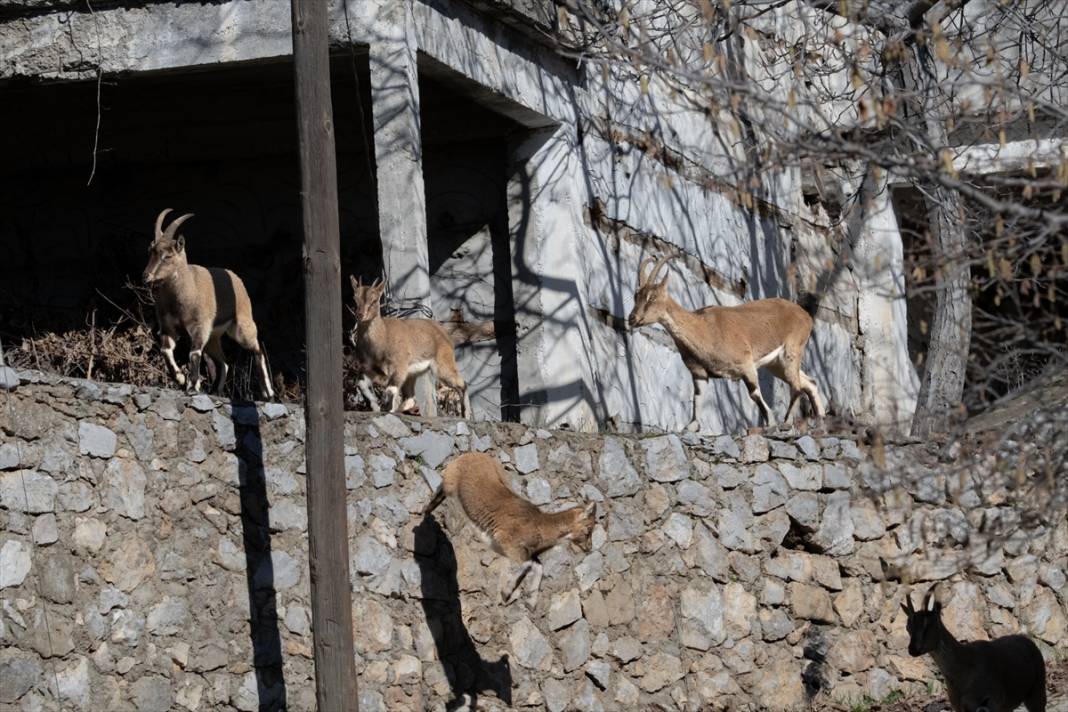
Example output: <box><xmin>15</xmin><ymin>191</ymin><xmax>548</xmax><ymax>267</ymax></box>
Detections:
<box><xmin>1</xmin><ymin>372</ymin><xmax>1066</xmax><ymax>711</ymax></box>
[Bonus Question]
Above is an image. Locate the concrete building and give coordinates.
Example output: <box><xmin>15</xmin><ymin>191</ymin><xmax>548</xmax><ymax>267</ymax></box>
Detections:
<box><xmin>0</xmin><ymin>0</ymin><xmax>924</xmax><ymax>433</ymax></box>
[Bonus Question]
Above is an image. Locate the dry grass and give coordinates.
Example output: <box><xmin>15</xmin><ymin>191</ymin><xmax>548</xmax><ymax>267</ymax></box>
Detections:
<box><xmin>3</xmin><ymin>282</ymin><xmax>171</xmax><ymax>390</ymax></box>
<box><xmin>2</xmin><ymin>282</ymin><xmax>452</xmax><ymax>413</ymax></box>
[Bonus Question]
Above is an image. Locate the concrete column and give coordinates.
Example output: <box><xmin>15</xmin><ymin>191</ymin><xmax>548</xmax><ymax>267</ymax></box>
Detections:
<box><xmin>854</xmin><ymin>168</ymin><xmax>919</xmax><ymax>430</ymax></box>
<box><xmin>507</xmin><ymin>135</ymin><xmax>550</xmax><ymax>425</ymax></box>
<box><xmin>507</xmin><ymin>129</ymin><xmax>599</xmax><ymax>431</ymax></box>
<box><xmin>368</xmin><ymin>5</ymin><xmax>435</xmax><ymax>415</ymax></box>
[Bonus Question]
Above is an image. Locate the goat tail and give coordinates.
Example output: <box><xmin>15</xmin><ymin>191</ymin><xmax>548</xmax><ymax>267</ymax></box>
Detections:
<box><xmin>440</xmin><ymin>319</ymin><xmax>496</xmax><ymax>346</ymax></box>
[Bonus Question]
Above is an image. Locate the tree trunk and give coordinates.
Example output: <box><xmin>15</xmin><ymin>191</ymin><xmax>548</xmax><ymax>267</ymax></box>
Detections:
<box><xmin>907</xmin><ymin>45</ymin><xmax>972</xmax><ymax>438</ymax></box>
<box><xmin>911</xmin><ymin>184</ymin><xmax>971</xmax><ymax>438</ymax></box>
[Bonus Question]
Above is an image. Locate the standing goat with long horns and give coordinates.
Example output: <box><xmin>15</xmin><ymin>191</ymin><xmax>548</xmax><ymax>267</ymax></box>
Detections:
<box><xmin>142</xmin><ymin>209</ymin><xmax>274</xmax><ymax>400</ymax></box>
<box><xmin>628</xmin><ymin>254</ymin><xmax>824</xmax><ymax>430</ymax></box>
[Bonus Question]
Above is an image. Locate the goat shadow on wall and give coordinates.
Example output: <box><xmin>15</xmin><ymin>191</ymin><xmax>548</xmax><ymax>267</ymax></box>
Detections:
<box><xmin>233</xmin><ymin>400</ymin><xmax>287</xmax><ymax>711</ymax></box>
<box><xmin>414</xmin><ymin>514</ymin><xmax>513</xmax><ymax>709</ymax></box>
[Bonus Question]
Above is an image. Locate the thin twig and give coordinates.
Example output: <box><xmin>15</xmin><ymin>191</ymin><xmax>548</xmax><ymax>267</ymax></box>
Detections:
<box><xmin>85</xmin><ymin>0</ymin><xmax>103</xmax><ymax>186</ymax></box>
<box><xmin>86</xmin><ymin>308</ymin><xmax>96</xmax><ymax>380</ymax></box>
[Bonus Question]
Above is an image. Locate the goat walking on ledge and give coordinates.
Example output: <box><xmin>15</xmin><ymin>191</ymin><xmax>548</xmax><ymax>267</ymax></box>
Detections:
<box><xmin>350</xmin><ymin>276</ymin><xmax>471</xmax><ymax>418</ymax></box>
<box><xmin>424</xmin><ymin>452</ymin><xmax>596</xmax><ymax>606</ymax></box>
<box><xmin>628</xmin><ymin>254</ymin><xmax>824</xmax><ymax>430</ymax></box>
<box><xmin>142</xmin><ymin>209</ymin><xmax>274</xmax><ymax>400</ymax></box>
<box><xmin>903</xmin><ymin>588</ymin><xmax>1047</xmax><ymax>712</ymax></box>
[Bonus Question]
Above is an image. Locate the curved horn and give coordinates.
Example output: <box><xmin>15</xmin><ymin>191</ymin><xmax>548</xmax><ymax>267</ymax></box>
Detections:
<box><xmin>154</xmin><ymin>208</ymin><xmax>173</xmax><ymax>239</ymax></box>
<box><xmin>162</xmin><ymin>213</ymin><xmax>195</xmax><ymax>241</ymax></box>
<box><xmin>648</xmin><ymin>254</ymin><xmax>672</xmax><ymax>284</ymax></box>
<box><xmin>637</xmin><ymin>255</ymin><xmax>657</xmax><ymax>285</ymax></box>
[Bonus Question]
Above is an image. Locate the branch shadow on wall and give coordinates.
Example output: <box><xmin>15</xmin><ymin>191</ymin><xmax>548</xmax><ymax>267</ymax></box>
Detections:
<box><xmin>413</xmin><ymin>514</ymin><xmax>512</xmax><ymax>709</ymax></box>
<box><xmin>233</xmin><ymin>400</ymin><xmax>287</xmax><ymax>711</ymax></box>
<box><xmin>508</xmin><ymin>135</ymin><xmax>607</xmax><ymax>428</ymax></box>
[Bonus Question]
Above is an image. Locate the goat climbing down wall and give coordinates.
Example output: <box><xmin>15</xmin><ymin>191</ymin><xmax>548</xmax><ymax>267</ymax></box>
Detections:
<box><xmin>0</xmin><ymin>371</ymin><xmax>1065</xmax><ymax>711</ymax></box>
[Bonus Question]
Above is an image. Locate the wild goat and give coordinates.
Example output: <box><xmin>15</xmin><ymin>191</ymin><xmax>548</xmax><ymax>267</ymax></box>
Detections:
<box><xmin>902</xmin><ymin>588</ymin><xmax>1046</xmax><ymax>712</ymax></box>
<box><xmin>349</xmin><ymin>276</ymin><xmax>471</xmax><ymax>418</ymax></box>
<box><xmin>423</xmin><ymin>452</ymin><xmax>596</xmax><ymax>605</ymax></box>
<box><xmin>142</xmin><ymin>209</ymin><xmax>274</xmax><ymax>400</ymax></box>
<box><xmin>628</xmin><ymin>254</ymin><xmax>824</xmax><ymax>430</ymax></box>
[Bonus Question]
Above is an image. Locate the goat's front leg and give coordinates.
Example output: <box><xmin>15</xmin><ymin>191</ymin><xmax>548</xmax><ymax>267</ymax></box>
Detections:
<box><xmin>687</xmin><ymin>378</ymin><xmax>706</xmax><ymax>432</ymax></box>
<box><xmin>356</xmin><ymin>374</ymin><xmax>381</xmax><ymax>412</ymax></box>
<box><xmin>384</xmin><ymin>383</ymin><xmax>404</xmax><ymax>413</ymax></box>
<box><xmin>160</xmin><ymin>333</ymin><xmax>186</xmax><ymax>387</ymax></box>
<box><xmin>523</xmin><ymin>559</ymin><xmax>544</xmax><ymax>607</ymax></box>
<box><xmin>502</xmin><ymin>560</ymin><xmax>536</xmax><ymax>605</ymax></box>
<box><xmin>186</xmin><ymin>328</ymin><xmax>211</xmax><ymax>394</ymax></box>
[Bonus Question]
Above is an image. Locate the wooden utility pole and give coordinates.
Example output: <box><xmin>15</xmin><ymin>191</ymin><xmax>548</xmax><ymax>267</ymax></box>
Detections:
<box><xmin>291</xmin><ymin>2</ymin><xmax>358</xmax><ymax>710</ymax></box>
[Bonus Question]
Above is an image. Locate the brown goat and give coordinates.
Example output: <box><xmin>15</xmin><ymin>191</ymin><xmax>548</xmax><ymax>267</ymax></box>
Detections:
<box><xmin>628</xmin><ymin>254</ymin><xmax>824</xmax><ymax>429</ymax></box>
<box><xmin>142</xmin><ymin>209</ymin><xmax>273</xmax><ymax>400</ymax></box>
<box><xmin>424</xmin><ymin>452</ymin><xmax>596</xmax><ymax>605</ymax></box>
<box><xmin>349</xmin><ymin>276</ymin><xmax>471</xmax><ymax>418</ymax></box>
<box><xmin>902</xmin><ymin>588</ymin><xmax>1046</xmax><ymax>712</ymax></box>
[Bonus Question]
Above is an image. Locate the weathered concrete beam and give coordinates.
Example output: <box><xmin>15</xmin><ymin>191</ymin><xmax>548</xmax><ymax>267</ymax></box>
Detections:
<box><xmin>951</xmin><ymin>137</ymin><xmax>1067</xmax><ymax>176</ymax></box>
<box><xmin>0</xmin><ymin>0</ymin><xmax>294</xmax><ymax>81</ymax></box>
<box><xmin>886</xmin><ymin>137</ymin><xmax>1068</xmax><ymax>184</ymax></box>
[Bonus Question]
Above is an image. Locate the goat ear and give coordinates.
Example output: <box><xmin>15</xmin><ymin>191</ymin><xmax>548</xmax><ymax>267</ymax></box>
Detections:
<box><xmin>174</xmin><ymin>235</ymin><xmax>185</xmax><ymax>252</ymax></box>
<box><xmin>350</xmin><ymin>275</ymin><xmax>359</xmax><ymax>291</ymax></box>
<box><xmin>583</xmin><ymin>502</ymin><xmax>596</xmax><ymax>519</ymax></box>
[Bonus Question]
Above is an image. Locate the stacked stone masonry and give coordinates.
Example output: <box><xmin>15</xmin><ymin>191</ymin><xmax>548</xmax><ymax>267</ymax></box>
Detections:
<box><xmin>1</xmin><ymin>372</ymin><xmax>1066</xmax><ymax>711</ymax></box>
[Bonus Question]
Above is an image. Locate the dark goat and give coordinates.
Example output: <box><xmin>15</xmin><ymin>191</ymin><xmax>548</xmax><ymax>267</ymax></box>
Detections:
<box><xmin>902</xmin><ymin>588</ymin><xmax>1046</xmax><ymax>712</ymax></box>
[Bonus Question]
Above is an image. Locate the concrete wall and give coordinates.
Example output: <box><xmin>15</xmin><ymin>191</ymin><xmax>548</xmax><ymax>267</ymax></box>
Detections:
<box><xmin>1</xmin><ymin>372</ymin><xmax>1065</xmax><ymax>711</ymax></box>
<box><xmin>0</xmin><ymin>0</ymin><xmax>919</xmax><ymax>433</ymax></box>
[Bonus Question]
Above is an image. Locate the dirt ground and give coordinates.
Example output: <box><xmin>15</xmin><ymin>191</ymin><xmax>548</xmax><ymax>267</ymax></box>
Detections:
<box><xmin>822</xmin><ymin>660</ymin><xmax>1067</xmax><ymax>711</ymax></box>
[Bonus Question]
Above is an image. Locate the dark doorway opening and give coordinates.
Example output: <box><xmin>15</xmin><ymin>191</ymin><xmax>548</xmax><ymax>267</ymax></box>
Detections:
<box><xmin>418</xmin><ymin>61</ymin><xmax>530</xmax><ymax>422</ymax></box>
<box><xmin>0</xmin><ymin>56</ymin><xmax>380</xmax><ymax>399</ymax></box>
